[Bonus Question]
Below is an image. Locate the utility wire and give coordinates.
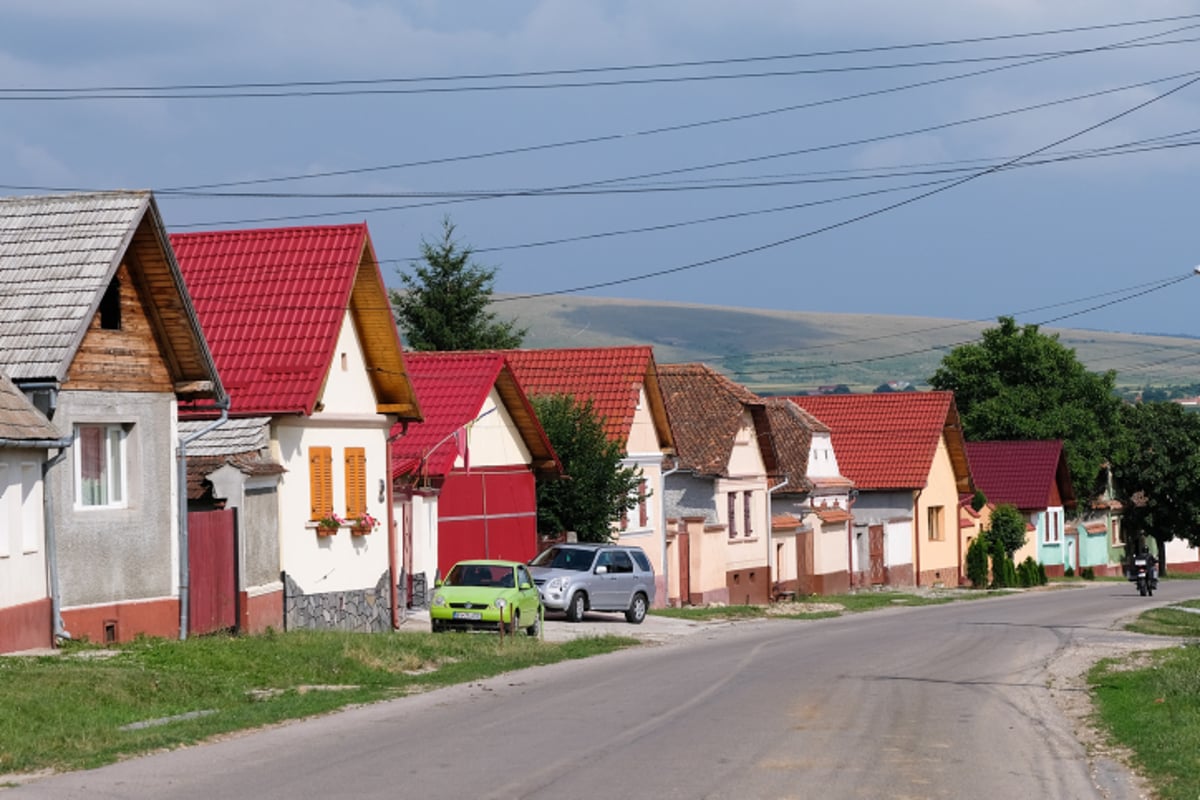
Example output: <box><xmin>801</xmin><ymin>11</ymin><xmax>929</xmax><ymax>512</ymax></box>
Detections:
<box><xmin>492</xmin><ymin>72</ymin><xmax>1200</xmax><ymax>302</ymax></box>
<box><xmin>147</xmin><ymin>20</ymin><xmax>1198</xmax><ymax>191</ymax></box>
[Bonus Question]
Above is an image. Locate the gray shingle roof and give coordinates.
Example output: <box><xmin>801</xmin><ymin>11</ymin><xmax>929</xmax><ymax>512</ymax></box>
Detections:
<box><xmin>179</xmin><ymin>417</ymin><xmax>272</xmax><ymax>456</ymax></box>
<box><xmin>0</xmin><ymin>192</ymin><xmax>150</xmax><ymax>381</ymax></box>
<box><xmin>0</xmin><ymin>370</ymin><xmax>64</xmax><ymax>445</ymax></box>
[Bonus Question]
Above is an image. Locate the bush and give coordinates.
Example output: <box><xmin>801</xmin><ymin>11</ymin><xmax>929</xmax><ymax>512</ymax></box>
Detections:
<box><xmin>1037</xmin><ymin>563</ymin><xmax>1048</xmax><ymax>585</ymax></box>
<box><xmin>990</xmin><ymin>536</ymin><xmax>1017</xmax><ymax>588</ymax></box>
<box><xmin>1017</xmin><ymin>557</ymin><xmax>1041</xmax><ymax>587</ymax></box>
<box><xmin>1081</xmin><ymin>566</ymin><xmax>1095</xmax><ymax>580</ymax></box>
<box><xmin>966</xmin><ymin>536</ymin><xmax>990</xmax><ymax>588</ymax></box>
<box><xmin>1064</xmin><ymin>565</ymin><xmax>1075</xmax><ymax>578</ymax></box>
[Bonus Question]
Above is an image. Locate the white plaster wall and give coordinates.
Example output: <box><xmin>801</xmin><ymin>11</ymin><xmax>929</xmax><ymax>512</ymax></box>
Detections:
<box><xmin>626</xmin><ymin>388</ymin><xmax>660</xmax><ymax>454</ymax></box>
<box><xmin>319</xmin><ymin>311</ymin><xmax>377</xmax><ymax>415</ymax></box>
<box><xmin>0</xmin><ymin>451</ymin><xmax>47</xmax><ymax>606</ymax></box>
<box><xmin>886</xmin><ymin>518</ymin><xmax>913</xmax><ymax>567</ymax></box>
<box><xmin>407</xmin><ymin>491</ymin><xmax>439</xmax><ymax>584</ymax></box>
<box><xmin>454</xmin><ymin>390</ymin><xmax>532</xmax><ymax>469</ymax></box>
<box><xmin>807</xmin><ymin>431</ymin><xmax>841</xmax><ymax>478</ymax></box>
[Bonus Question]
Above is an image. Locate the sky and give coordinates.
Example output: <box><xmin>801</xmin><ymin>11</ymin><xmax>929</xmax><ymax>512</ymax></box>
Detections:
<box><xmin>3</xmin><ymin>1</ymin><xmax>1200</xmax><ymax>342</ymax></box>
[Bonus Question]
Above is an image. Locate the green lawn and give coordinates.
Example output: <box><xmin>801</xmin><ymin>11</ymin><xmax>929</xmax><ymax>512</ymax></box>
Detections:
<box><xmin>1090</xmin><ymin>598</ymin><xmax>1200</xmax><ymax>800</ymax></box>
<box><xmin>0</xmin><ymin>629</ymin><xmax>632</xmax><ymax>778</ymax></box>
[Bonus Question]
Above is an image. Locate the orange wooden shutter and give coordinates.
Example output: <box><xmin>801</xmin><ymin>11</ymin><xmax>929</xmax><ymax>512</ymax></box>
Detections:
<box><xmin>345</xmin><ymin>447</ymin><xmax>366</xmax><ymax>518</ymax></box>
<box><xmin>309</xmin><ymin>446</ymin><xmax>333</xmax><ymax>520</ymax></box>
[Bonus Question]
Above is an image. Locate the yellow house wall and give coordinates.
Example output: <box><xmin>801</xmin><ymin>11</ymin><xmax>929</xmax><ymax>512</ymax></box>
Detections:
<box><xmin>917</xmin><ymin>436</ymin><xmax>963</xmax><ymax>584</ymax></box>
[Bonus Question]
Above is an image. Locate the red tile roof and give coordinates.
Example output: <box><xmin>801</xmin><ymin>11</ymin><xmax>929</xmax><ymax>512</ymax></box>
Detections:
<box><xmin>788</xmin><ymin>392</ymin><xmax>965</xmax><ymax>491</ymax></box>
<box><xmin>392</xmin><ymin>352</ymin><xmax>558</xmax><ymax>479</ymax></box>
<box><xmin>501</xmin><ymin>346</ymin><xmax>673</xmax><ymax>451</ymax></box>
<box><xmin>171</xmin><ymin>225</ymin><xmax>418</xmax><ymax>419</ymax></box>
<box><xmin>964</xmin><ymin>440</ymin><xmax>1075</xmax><ymax>511</ymax></box>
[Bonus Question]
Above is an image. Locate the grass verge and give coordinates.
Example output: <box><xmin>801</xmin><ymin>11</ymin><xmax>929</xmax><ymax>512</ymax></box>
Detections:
<box><xmin>651</xmin><ymin>590</ymin><xmax>991</xmax><ymax>622</ymax></box>
<box><xmin>1090</xmin><ymin>598</ymin><xmax>1200</xmax><ymax>800</ymax></box>
<box><xmin>0</xmin><ymin>629</ymin><xmax>633</xmax><ymax>777</ymax></box>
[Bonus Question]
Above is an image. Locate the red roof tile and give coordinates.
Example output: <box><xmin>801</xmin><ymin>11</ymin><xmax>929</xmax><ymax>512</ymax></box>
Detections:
<box><xmin>502</xmin><ymin>346</ymin><xmax>671</xmax><ymax>449</ymax></box>
<box><xmin>964</xmin><ymin>440</ymin><xmax>1074</xmax><ymax>511</ymax></box>
<box><xmin>172</xmin><ymin>225</ymin><xmax>417</xmax><ymax>419</ymax></box>
<box><xmin>788</xmin><ymin>392</ymin><xmax>959</xmax><ymax>490</ymax></box>
<box><xmin>392</xmin><ymin>352</ymin><xmax>557</xmax><ymax>479</ymax></box>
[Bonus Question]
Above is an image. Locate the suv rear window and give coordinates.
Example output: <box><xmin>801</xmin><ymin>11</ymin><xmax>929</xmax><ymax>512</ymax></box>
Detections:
<box><xmin>630</xmin><ymin>549</ymin><xmax>651</xmax><ymax>572</ymax></box>
<box><xmin>529</xmin><ymin>546</ymin><xmax>595</xmax><ymax>571</ymax></box>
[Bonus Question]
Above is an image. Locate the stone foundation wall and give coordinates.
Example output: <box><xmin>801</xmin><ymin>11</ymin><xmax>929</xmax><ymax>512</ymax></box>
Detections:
<box><xmin>283</xmin><ymin>571</ymin><xmax>393</xmax><ymax>633</ymax></box>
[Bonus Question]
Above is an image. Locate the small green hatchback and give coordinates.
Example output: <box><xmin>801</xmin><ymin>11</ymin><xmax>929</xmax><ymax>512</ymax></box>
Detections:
<box><xmin>430</xmin><ymin>559</ymin><xmax>543</xmax><ymax>636</ymax></box>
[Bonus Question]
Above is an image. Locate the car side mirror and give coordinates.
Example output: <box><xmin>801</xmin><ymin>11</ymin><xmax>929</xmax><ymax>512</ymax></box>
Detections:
<box><xmin>520</xmin><ymin>582</ymin><xmax>533</xmax><ymax>590</ymax></box>
<box><xmin>434</xmin><ymin>578</ymin><xmax>444</xmax><ymax>588</ymax></box>
<box><xmin>595</xmin><ymin>565</ymin><xmax>609</xmax><ymax>575</ymax></box>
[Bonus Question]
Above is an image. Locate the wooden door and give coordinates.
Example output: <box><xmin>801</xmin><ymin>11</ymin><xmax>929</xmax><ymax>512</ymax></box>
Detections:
<box><xmin>869</xmin><ymin>525</ymin><xmax>886</xmax><ymax>585</ymax></box>
<box><xmin>188</xmin><ymin>509</ymin><xmax>238</xmax><ymax>635</ymax></box>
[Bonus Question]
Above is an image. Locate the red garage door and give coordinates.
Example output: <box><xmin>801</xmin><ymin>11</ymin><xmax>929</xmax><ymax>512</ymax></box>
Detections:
<box><xmin>438</xmin><ymin>467</ymin><xmax>538</xmax><ymax>575</ymax></box>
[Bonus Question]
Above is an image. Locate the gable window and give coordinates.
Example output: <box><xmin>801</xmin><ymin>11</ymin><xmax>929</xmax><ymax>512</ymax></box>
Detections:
<box><xmin>344</xmin><ymin>447</ymin><xmax>366</xmax><ymax>519</ymax></box>
<box><xmin>309</xmin><ymin>446</ymin><xmax>333</xmax><ymax>521</ymax></box>
<box><xmin>1045</xmin><ymin>509</ymin><xmax>1061</xmax><ymax>543</ymax></box>
<box><xmin>99</xmin><ymin>276</ymin><xmax>122</xmax><ymax>330</ymax></box>
<box><xmin>727</xmin><ymin>492</ymin><xmax>738</xmax><ymax>538</ymax></box>
<box><xmin>76</xmin><ymin>424</ymin><xmax>126</xmax><ymax>507</ymax></box>
<box><xmin>927</xmin><ymin>505</ymin><xmax>944</xmax><ymax>541</ymax></box>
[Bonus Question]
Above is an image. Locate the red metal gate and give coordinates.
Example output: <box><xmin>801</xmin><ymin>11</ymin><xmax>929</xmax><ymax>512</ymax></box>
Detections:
<box><xmin>188</xmin><ymin>509</ymin><xmax>238</xmax><ymax>635</ymax></box>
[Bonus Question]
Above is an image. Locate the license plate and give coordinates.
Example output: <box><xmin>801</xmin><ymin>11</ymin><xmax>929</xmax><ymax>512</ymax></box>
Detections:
<box><xmin>452</xmin><ymin>611</ymin><xmax>483</xmax><ymax>621</ymax></box>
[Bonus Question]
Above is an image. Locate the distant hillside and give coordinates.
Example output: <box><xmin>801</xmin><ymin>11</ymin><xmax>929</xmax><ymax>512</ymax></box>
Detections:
<box><xmin>494</xmin><ymin>295</ymin><xmax>1200</xmax><ymax>395</ymax></box>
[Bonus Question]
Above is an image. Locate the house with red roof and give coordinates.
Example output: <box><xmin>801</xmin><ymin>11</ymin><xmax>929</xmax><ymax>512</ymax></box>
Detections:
<box><xmin>789</xmin><ymin>392</ymin><xmax>973</xmax><ymax>587</ymax></box>
<box><xmin>0</xmin><ymin>192</ymin><xmax>225</xmax><ymax>646</ymax></box>
<box><xmin>172</xmin><ymin>224</ymin><xmax>421</xmax><ymax>633</ymax></box>
<box><xmin>762</xmin><ymin>398</ymin><xmax>856</xmax><ymax>595</ymax></box>
<box><xmin>657</xmin><ymin>364</ymin><xmax>777</xmax><ymax>605</ymax></box>
<box><xmin>502</xmin><ymin>347</ymin><xmax>676</xmax><ymax>604</ymax></box>
<box><xmin>965</xmin><ymin>440</ymin><xmax>1079</xmax><ymax>576</ymax></box>
<box><xmin>391</xmin><ymin>352</ymin><xmax>561</xmax><ymax>603</ymax></box>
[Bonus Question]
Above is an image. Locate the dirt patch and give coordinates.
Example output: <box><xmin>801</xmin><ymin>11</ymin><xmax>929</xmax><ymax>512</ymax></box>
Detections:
<box><xmin>764</xmin><ymin>601</ymin><xmax>844</xmax><ymax>616</ymax></box>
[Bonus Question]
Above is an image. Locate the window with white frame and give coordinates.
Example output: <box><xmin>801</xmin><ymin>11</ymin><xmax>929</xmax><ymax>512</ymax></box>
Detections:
<box><xmin>75</xmin><ymin>424</ymin><xmax>126</xmax><ymax>508</ymax></box>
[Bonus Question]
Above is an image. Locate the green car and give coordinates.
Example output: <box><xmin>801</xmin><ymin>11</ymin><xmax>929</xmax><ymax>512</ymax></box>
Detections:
<box><xmin>430</xmin><ymin>560</ymin><xmax>543</xmax><ymax>636</ymax></box>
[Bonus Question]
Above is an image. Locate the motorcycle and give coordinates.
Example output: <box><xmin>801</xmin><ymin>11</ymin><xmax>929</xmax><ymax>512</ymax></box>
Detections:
<box><xmin>1129</xmin><ymin>556</ymin><xmax>1156</xmax><ymax>597</ymax></box>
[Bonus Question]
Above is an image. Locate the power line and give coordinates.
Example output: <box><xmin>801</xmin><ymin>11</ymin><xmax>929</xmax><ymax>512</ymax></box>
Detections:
<box><xmin>4</xmin><ymin>16</ymin><xmax>1197</xmax><ymax>100</ymax></box>
<box><xmin>491</xmin><ymin>73</ymin><xmax>1200</xmax><ymax>302</ymax></box>
<box><xmin>143</xmin><ymin>19</ymin><xmax>1198</xmax><ymax>192</ymax></box>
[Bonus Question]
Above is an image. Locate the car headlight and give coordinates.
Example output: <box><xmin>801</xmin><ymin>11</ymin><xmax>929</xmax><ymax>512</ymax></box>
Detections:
<box><xmin>547</xmin><ymin>577</ymin><xmax>569</xmax><ymax>591</ymax></box>
<box><xmin>432</xmin><ymin>593</ymin><xmax>446</xmax><ymax>607</ymax></box>
<box><xmin>494</xmin><ymin>597</ymin><xmax>508</xmax><ymax>609</ymax></box>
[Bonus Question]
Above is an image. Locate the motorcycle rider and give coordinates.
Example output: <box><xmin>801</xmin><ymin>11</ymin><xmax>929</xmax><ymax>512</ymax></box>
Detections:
<box><xmin>1134</xmin><ymin>547</ymin><xmax>1159</xmax><ymax>589</ymax></box>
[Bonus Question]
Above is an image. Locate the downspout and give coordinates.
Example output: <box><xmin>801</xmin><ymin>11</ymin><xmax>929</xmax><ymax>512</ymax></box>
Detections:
<box><xmin>660</xmin><ymin>456</ymin><xmax>680</xmax><ymax>605</ymax></box>
<box><xmin>177</xmin><ymin>398</ymin><xmax>230</xmax><ymax>640</ymax></box>
<box><xmin>913</xmin><ymin>488</ymin><xmax>923</xmax><ymax>587</ymax></box>
<box><xmin>767</xmin><ymin>478</ymin><xmax>789</xmax><ymax>598</ymax></box>
<box><xmin>847</xmin><ymin>489</ymin><xmax>859</xmax><ymax>588</ymax></box>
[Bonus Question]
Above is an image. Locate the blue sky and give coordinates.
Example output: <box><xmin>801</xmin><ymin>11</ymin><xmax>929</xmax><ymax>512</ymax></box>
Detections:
<box><xmin>3</xmin><ymin>1</ymin><xmax>1200</xmax><ymax>339</ymax></box>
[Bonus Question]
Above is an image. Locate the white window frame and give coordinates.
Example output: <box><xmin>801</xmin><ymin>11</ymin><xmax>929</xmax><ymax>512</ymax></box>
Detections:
<box><xmin>75</xmin><ymin>423</ymin><xmax>127</xmax><ymax>509</ymax></box>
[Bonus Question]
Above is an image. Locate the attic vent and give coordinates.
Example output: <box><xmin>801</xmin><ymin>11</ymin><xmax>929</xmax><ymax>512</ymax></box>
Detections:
<box><xmin>99</xmin><ymin>276</ymin><xmax>121</xmax><ymax>330</ymax></box>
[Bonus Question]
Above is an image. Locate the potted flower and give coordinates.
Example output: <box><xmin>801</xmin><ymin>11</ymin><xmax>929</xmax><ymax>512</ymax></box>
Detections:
<box><xmin>351</xmin><ymin>512</ymin><xmax>379</xmax><ymax>536</ymax></box>
<box><xmin>316</xmin><ymin>512</ymin><xmax>344</xmax><ymax>536</ymax></box>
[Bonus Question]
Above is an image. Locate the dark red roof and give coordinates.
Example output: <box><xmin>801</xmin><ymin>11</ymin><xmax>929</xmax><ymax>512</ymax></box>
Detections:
<box><xmin>788</xmin><ymin>392</ymin><xmax>961</xmax><ymax>490</ymax></box>
<box><xmin>171</xmin><ymin>225</ymin><xmax>417</xmax><ymax>419</ymax></box>
<box><xmin>658</xmin><ymin>363</ymin><xmax>775</xmax><ymax>477</ymax></box>
<box><xmin>965</xmin><ymin>440</ymin><xmax>1075</xmax><ymax>511</ymax></box>
<box><xmin>502</xmin><ymin>346</ymin><xmax>672</xmax><ymax>449</ymax></box>
<box><xmin>392</xmin><ymin>352</ymin><xmax>558</xmax><ymax>479</ymax></box>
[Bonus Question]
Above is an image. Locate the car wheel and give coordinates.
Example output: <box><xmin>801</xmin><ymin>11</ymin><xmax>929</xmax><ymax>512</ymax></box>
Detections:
<box><xmin>566</xmin><ymin>591</ymin><xmax>586</xmax><ymax>622</ymax></box>
<box><xmin>625</xmin><ymin>592</ymin><xmax>648</xmax><ymax>624</ymax></box>
<box><xmin>525</xmin><ymin>608</ymin><xmax>542</xmax><ymax>637</ymax></box>
<box><xmin>431</xmin><ymin>621</ymin><xmax>443</xmax><ymax>633</ymax></box>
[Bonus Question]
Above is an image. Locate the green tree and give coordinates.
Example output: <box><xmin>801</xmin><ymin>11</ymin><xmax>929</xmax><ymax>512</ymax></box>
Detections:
<box><xmin>965</xmin><ymin>535</ymin><xmax>990</xmax><ymax>588</ymax></box>
<box><xmin>929</xmin><ymin>316</ymin><xmax>1122</xmax><ymax>498</ymax></box>
<box><xmin>531</xmin><ymin>394</ymin><xmax>643</xmax><ymax>543</ymax></box>
<box><xmin>1111</xmin><ymin>401</ymin><xmax>1200</xmax><ymax>556</ymax></box>
<box><xmin>986</xmin><ymin>504</ymin><xmax>1028</xmax><ymax>559</ymax></box>
<box><xmin>390</xmin><ymin>217</ymin><xmax>526</xmax><ymax>351</ymax></box>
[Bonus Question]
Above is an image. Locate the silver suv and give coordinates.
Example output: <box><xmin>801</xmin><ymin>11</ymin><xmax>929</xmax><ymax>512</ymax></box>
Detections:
<box><xmin>528</xmin><ymin>544</ymin><xmax>656</xmax><ymax>624</ymax></box>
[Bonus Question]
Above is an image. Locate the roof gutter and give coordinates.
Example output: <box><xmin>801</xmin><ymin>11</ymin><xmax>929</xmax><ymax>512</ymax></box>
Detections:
<box><xmin>177</xmin><ymin>396</ymin><xmax>230</xmax><ymax>641</ymax></box>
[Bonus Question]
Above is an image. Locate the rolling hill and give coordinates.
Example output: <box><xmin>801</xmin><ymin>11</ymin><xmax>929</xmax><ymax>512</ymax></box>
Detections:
<box><xmin>493</xmin><ymin>294</ymin><xmax>1200</xmax><ymax>396</ymax></box>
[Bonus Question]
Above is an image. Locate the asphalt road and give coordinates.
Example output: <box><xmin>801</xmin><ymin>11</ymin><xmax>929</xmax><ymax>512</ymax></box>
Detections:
<box><xmin>8</xmin><ymin>581</ymin><xmax>1195</xmax><ymax>800</ymax></box>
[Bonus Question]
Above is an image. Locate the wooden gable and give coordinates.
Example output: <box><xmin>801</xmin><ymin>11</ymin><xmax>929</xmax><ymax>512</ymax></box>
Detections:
<box><xmin>65</xmin><ymin>261</ymin><xmax>173</xmax><ymax>393</ymax></box>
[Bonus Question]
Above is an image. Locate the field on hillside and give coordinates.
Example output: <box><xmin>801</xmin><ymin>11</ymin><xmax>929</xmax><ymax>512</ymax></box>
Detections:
<box><xmin>496</xmin><ymin>295</ymin><xmax>1200</xmax><ymax>395</ymax></box>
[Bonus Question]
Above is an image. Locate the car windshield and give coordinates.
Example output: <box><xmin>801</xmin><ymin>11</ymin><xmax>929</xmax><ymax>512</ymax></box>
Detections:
<box><xmin>444</xmin><ymin>564</ymin><xmax>515</xmax><ymax>588</ymax></box>
<box><xmin>529</xmin><ymin>547</ymin><xmax>594</xmax><ymax>571</ymax></box>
